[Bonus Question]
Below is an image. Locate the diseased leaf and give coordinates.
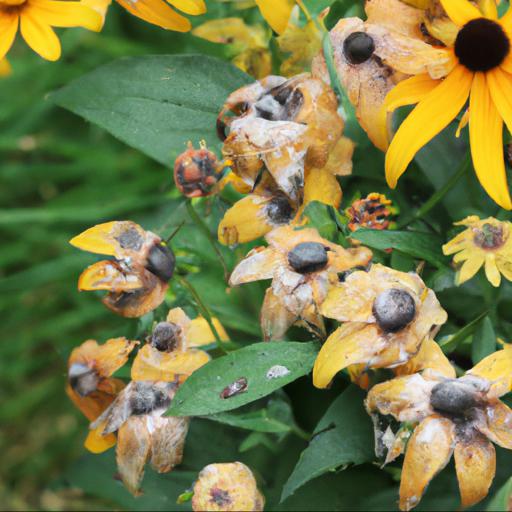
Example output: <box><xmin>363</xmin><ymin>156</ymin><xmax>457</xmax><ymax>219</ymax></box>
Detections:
<box><xmin>51</xmin><ymin>55</ymin><xmax>252</xmax><ymax>165</ymax></box>
<box><xmin>281</xmin><ymin>386</ymin><xmax>374</xmax><ymax>500</ymax></box>
<box><xmin>350</xmin><ymin>228</ymin><xmax>448</xmax><ymax>268</ymax></box>
<box><xmin>472</xmin><ymin>316</ymin><xmax>496</xmax><ymax>364</ymax></box>
<box><xmin>167</xmin><ymin>342</ymin><xmax>319</xmax><ymax>416</ymax></box>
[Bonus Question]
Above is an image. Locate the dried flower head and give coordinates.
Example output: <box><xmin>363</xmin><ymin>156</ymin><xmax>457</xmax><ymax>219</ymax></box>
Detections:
<box><xmin>229</xmin><ymin>225</ymin><xmax>372</xmax><ymax>340</ymax></box>
<box><xmin>313</xmin><ymin>264</ymin><xmax>447</xmax><ymax>388</ymax></box>
<box><xmin>345</xmin><ymin>192</ymin><xmax>397</xmax><ymax>232</ymax></box>
<box><xmin>442</xmin><ymin>216</ymin><xmax>512</xmax><ymax>287</ymax></box>
<box><xmin>367</xmin><ymin>345</ymin><xmax>512</xmax><ymax>510</ymax></box>
<box><xmin>192</xmin><ymin>462</ymin><xmax>264</xmax><ymax>511</ymax></box>
<box><xmin>70</xmin><ymin>221</ymin><xmax>175</xmax><ymax>317</ymax></box>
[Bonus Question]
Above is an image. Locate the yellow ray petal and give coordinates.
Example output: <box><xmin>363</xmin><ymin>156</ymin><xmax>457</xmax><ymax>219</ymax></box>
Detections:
<box><xmin>70</xmin><ymin>221</ymin><xmax>119</xmax><ymax>256</ymax></box>
<box><xmin>456</xmin><ymin>254</ymin><xmax>485</xmax><ymax>285</ymax></box>
<box><xmin>77</xmin><ymin>261</ymin><xmax>143</xmax><ymax>292</ymax></box>
<box><xmin>85</xmin><ymin>424</ymin><xmax>117</xmax><ymax>454</ymax></box>
<box><xmin>187</xmin><ymin>316</ymin><xmax>229</xmax><ymax>347</ymax></box>
<box><xmin>255</xmin><ymin>0</ymin><xmax>293</xmax><ymax>34</ymax></box>
<box><xmin>116</xmin><ymin>0</ymin><xmax>191</xmax><ymax>32</ymax></box>
<box><xmin>29</xmin><ymin>0</ymin><xmax>102</xmax><ymax>31</ymax></box>
<box><xmin>400</xmin><ymin>416</ymin><xmax>455</xmax><ymax>511</ymax></box>
<box><xmin>304</xmin><ymin>167</ymin><xmax>342</xmax><ymax>209</ymax></box>
<box><xmin>487</xmin><ymin>67</ymin><xmax>512</xmax><ymax>136</ymax></box>
<box><xmin>454</xmin><ymin>436</ymin><xmax>495</xmax><ymax>509</ymax></box>
<box><xmin>478</xmin><ymin>0</ymin><xmax>498</xmax><ymax>19</ymax></box>
<box><xmin>385</xmin><ymin>65</ymin><xmax>472</xmax><ymax>189</ymax></box>
<box><xmin>484</xmin><ymin>254</ymin><xmax>501</xmax><ymax>286</ymax></box>
<box><xmin>469</xmin><ymin>72</ymin><xmax>512</xmax><ymax>209</ymax></box>
<box><xmin>20</xmin><ymin>11</ymin><xmax>61</xmax><ymax>61</ymax></box>
<box><xmin>440</xmin><ymin>0</ymin><xmax>481</xmax><ymax>26</ymax></box>
<box><xmin>168</xmin><ymin>0</ymin><xmax>205</xmax><ymax>15</ymax></box>
<box><xmin>0</xmin><ymin>13</ymin><xmax>19</xmax><ymax>61</ymax></box>
<box><xmin>479</xmin><ymin>401</ymin><xmax>512</xmax><ymax>449</ymax></box>
<box><xmin>468</xmin><ymin>348</ymin><xmax>512</xmax><ymax>397</ymax></box>
<box><xmin>385</xmin><ymin>74</ymin><xmax>440</xmax><ymax>113</ymax></box>
<box><xmin>313</xmin><ymin>323</ymin><xmax>386</xmax><ymax>389</ymax></box>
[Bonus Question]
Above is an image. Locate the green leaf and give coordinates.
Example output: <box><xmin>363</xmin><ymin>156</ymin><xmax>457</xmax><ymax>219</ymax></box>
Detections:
<box><xmin>439</xmin><ymin>311</ymin><xmax>488</xmax><ymax>354</ymax></box>
<box><xmin>166</xmin><ymin>341</ymin><xmax>319</xmax><ymax>417</ymax></box>
<box><xmin>281</xmin><ymin>386</ymin><xmax>374</xmax><ymax>501</ymax></box>
<box><xmin>487</xmin><ymin>476</ymin><xmax>512</xmax><ymax>511</ymax></box>
<box><xmin>303</xmin><ymin>201</ymin><xmax>337</xmax><ymax>239</ymax></box>
<box><xmin>51</xmin><ymin>55</ymin><xmax>252</xmax><ymax>165</ymax></box>
<box><xmin>472</xmin><ymin>316</ymin><xmax>496</xmax><ymax>364</ymax></box>
<box><xmin>207</xmin><ymin>409</ymin><xmax>291</xmax><ymax>434</ymax></box>
<box><xmin>350</xmin><ymin>228</ymin><xmax>448</xmax><ymax>268</ymax></box>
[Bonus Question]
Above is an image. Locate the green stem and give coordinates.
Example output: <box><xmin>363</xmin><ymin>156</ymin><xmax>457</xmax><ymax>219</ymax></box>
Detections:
<box><xmin>178</xmin><ymin>275</ymin><xmax>228</xmax><ymax>354</ymax></box>
<box><xmin>186</xmin><ymin>199</ymin><xmax>229</xmax><ymax>281</ymax></box>
<box><xmin>291</xmin><ymin>425</ymin><xmax>311</xmax><ymax>442</ymax></box>
<box><xmin>398</xmin><ymin>154</ymin><xmax>471</xmax><ymax>229</ymax></box>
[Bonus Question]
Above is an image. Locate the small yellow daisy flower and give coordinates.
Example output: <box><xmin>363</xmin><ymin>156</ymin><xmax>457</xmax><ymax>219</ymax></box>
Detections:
<box><xmin>442</xmin><ymin>215</ymin><xmax>512</xmax><ymax>287</ymax></box>
<box><xmin>0</xmin><ymin>0</ymin><xmax>102</xmax><ymax>61</ymax></box>
<box><xmin>385</xmin><ymin>0</ymin><xmax>512</xmax><ymax>209</ymax></box>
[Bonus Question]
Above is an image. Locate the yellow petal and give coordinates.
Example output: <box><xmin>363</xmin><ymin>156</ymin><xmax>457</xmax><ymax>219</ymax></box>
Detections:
<box><xmin>478</xmin><ymin>0</ymin><xmax>498</xmax><ymax>19</ymax></box>
<box><xmin>20</xmin><ymin>10</ymin><xmax>61</xmax><ymax>61</ymax></box>
<box><xmin>484</xmin><ymin>254</ymin><xmax>501</xmax><ymax>287</ymax></box>
<box><xmin>439</xmin><ymin>0</ymin><xmax>481</xmax><ymax>26</ymax></box>
<box><xmin>468</xmin><ymin>348</ymin><xmax>512</xmax><ymax>397</ymax></box>
<box><xmin>116</xmin><ymin>0</ymin><xmax>191</xmax><ymax>32</ymax></box>
<box><xmin>455</xmin><ymin>109</ymin><xmax>469</xmax><ymax>137</ymax></box>
<box><xmin>399</xmin><ymin>416</ymin><xmax>455</xmax><ymax>511</ymax></box>
<box><xmin>229</xmin><ymin>247</ymin><xmax>283</xmax><ymax>286</ymax></box>
<box><xmin>85</xmin><ymin>424</ymin><xmax>117</xmax><ymax>454</ymax></box>
<box><xmin>77</xmin><ymin>261</ymin><xmax>143</xmax><ymax>291</ymax></box>
<box><xmin>304</xmin><ymin>167</ymin><xmax>342</xmax><ymax>209</ymax></box>
<box><xmin>385</xmin><ymin>74</ymin><xmax>440</xmax><ymax>113</ymax></box>
<box><xmin>385</xmin><ymin>65</ymin><xmax>472</xmax><ymax>189</ymax></box>
<box><xmin>0</xmin><ymin>13</ymin><xmax>18</xmax><ymax>61</ymax></box>
<box><xmin>487</xmin><ymin>67</ymin><xmax>512</xmax><ymax>137</ymax></box>
<box><xmin>456</xmin><ymin>254</ymin><xmax>484</xmax><ymax>285</ymax></box>
<box><xmin>187</xmin><ymin>316</ymin><xmax>229</xmax><ymax>347</ymax></box>
<box><xmin>255</xmin><ymin>0</ymin><xmax>293</xmax><ymax>34</ymax></box>
<box><xmin>81</xmin><ymin>0</ymin><xmax>111</xmax><ymax>25</ymax></box>
<box><xmin>69</xmin><ymin>221</ymin><xmax>120</xmax><ymax>256</ymax></box>
<box><xmin>29</xmin><ymin>0</ymin><xmax>103</xmax><ymax>31</ymax></box>
<box><xmin>313</xmin><ymin>324</ymin><xmax>386</xmax><ymax>389</ymax></box>
<box><xmin>454</xmin><ymin>436</ymin><xmax>496</xmax><ymax>508</ymax></box>
<box><xmin>479</xmin><ymin>401</ymin><xmax>512</xmax><ymax>449</ymax></box>
<box><xmin>469</xmin><ymin>72</ymin><xmax>512</xmax><ymax>209</ymax></box>
<box><xmin>168</xmin><ymin>0</ymin><xmax>205</xmax><ymax>15</ymax></box>
<box><xmin>0</xmin><ymin>58</ymin><xmax>11</xmax><ymax>76</ymax></box>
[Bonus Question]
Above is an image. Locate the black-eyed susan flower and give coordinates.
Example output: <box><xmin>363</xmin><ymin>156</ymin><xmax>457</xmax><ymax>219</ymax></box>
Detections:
<box><xmin>366</xmin><ymin>346</ymin><xmax>512</xmax><ymax>510</ymax></box>
<box><xmin>385</xmin><ymin>0</ymin><xmax>512</xmax><ymax>209</ymax></box>
<box><xmin>70</xmin><ymin>221</ymin><xmax>175</xmax><ymax>317</ymax></box>
<box><xmin>66</xmin><ymin>337</ymin><xmax>138</xmax><ymax>453</ymax></box>
<box><xmin>192</xmin><ymin>18</ymin><xmax>271</xmax><ymax>79</ymax></box>
<box><xmin>83</xmin><ymin>0</ymin><xmax>206</xmax><ymax>32</ymax></box>
<box><xmin>345</xmin><ymin>192</ymin><xmax>397</xmax><ymax>232</ymax></box>
<box><xmin>312</xmin><ymin>0</ymin><xmax>453</xmax><ymax>150</ymax></box>
<box><xmin>313</xmin><ymin>264</ymin><xmax>447</xmax><ymax>388</ymax></box>
<box><xmin>191</xmin><ymin>462</ymin><xmax>265</xmax><ymax>512</ymax></box>
<box><xmin>0</xmin><ymin>0</ymin><xmax>102</xmax><ymax>61</ymax></box>
<box><xmin>131</xmin><ymin>307</ymin><xmax>221</xmax><ymax>383</ymax></box>
<box><xmin>229</xmin><ymin>225</ymin><xmax>372</xmax><ymax>340</ymax></box>
<box><xmin>442</xmin><ymin>215</ymin><xmax>512</xmax><ymax>287</ymax></box>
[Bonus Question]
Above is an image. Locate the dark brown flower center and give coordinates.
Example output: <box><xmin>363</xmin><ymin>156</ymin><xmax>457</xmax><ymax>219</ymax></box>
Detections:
<box><xmin>150</xmin><ymin>321</ymin><xmax>181</xmax><ymax>352</ymax></box>
<box><xmin>343</xmin><ymin>32</ymin><xmax>375</xmax><ymax>65</ymax></box>
<box><xmin>473</xmin><ymin>223</ymin><xmax>506</xmax><ymax>249</ymax></box>
<box><xmin>265</xmin><ymin>195</ymin><xmax>294</xmax><ymax>225</ymax></box>
<box><xmin>430</xmin><ymin>380</ymin><xmax>479</xmax><ymax>418</ymax></box>
<box><xmin>455</xmin><ymin>18</ymin><xmax>510</xmax><ymax>72</ymax></box>
<box><xmin>68</xmin><ymin>363</ymin><xmax>99</xmax><ymax>397</ymax></box>
<box><xmin>373</xmin><ymin>288</ymin><xmax>416</xmax><ymax>333</ymax></box>
<box><xmin>288</xmin><ymin>242</ymin><xmax>328</xmax><ymax>274</ymax></box>
<box><xmin>129</xmin><ymin>382</ymin><xmax>172</xmax><ymax>415</ymax></box>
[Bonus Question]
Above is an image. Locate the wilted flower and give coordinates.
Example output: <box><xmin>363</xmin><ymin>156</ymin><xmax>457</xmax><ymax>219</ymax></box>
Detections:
<box><xmin>312</xmin><ymin>0</ymin><xmax>453</xmax><ymax>150</ymax></box>
<box><xmin>366</xmin><ymin>346</ymin><xmax>512</xmax><ymax>510</ymax></box>
<box><xmin>66</xmin><ymin>337</ymin><xmax>137</xmax><ymax>453</ymax></box>
<box><xmin>313</xmin><ymin>264</ymin><xmax>447</xmax><ymax>388</ymax></box>
<box><xmin>385</xmin><ymin>0</ymin><xmax>512</xmax><ymax>209</ymax></box>
<box><xmin>442</xmin><ymin>216</ymin><xmax>512</xmax><ymax>287</ymax></box>
<box><xmin>345</xmin><ymin>192</ymin><xmax>397</xmax><ymax>232</ymax></box>
<box><xmin>0</xmin><ymin>0</ymin><xmax>102</xmax><ymax>61</ymax></box>
<box><xmin>229</xmin><ymin>225</ymin><xmax>372</xmax><ymax>340</ymax></box>
<box><xmin>70</xmin><ymin>221</ymin><xmax>175</xmax><ymax>317</ymax></box>
<box><xmin>191</xmin><ymin>462</ymin><xmax>264</xmax><ymax>511</ymax></box>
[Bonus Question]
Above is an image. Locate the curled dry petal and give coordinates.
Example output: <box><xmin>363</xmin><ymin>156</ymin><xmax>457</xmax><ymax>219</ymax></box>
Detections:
<box><xmin>229</xmin><ymin>247</ymin><xmax>284</xmax><ymax>286</ymax></box>
<box><xmin>149</xmin><ymin>416</ymin><xmax>189</xmax><ymax>474</ymax></box>
<box><xmin>260</xmin><ymin>287</ymin><xmax>297</xmax><ymax>341</ymax></box>
<box><xmin>467</xmin><ymin>348</ymin><xmax>512</xmax><ymax>398</ymax></box>
<box><xmin>478</xmin><ymin>401</ymin><xmax>512</xmax><ymax>449</ymax></box>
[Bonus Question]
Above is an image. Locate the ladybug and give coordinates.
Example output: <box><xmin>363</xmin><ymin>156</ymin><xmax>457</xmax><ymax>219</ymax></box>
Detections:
<box><xmin>174</xmin><ymin>143</ymin><xmax>222</xmax><ymax>198</ymax></box>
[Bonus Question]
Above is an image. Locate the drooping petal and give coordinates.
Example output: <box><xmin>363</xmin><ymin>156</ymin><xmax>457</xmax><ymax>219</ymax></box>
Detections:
<box><xmin>484</xmin><ymin>253</ymin><xmax>501</xmax><ymax>287</ymax></box>
<box><xmin>385</xmin><ymin>74</ymin><xmax>440</xmax><ymax>112</ymax></box>
<box><xmin>150</xmin><ymin>416</ymin><xmax>189</xmax><ymax>473</ymax></box>
<box><xmin>467</xmin><ymin>348</ymin><xmax>512</xmax><ymax>397</ymax></box>
<box><xmin>116</xmin><ymin>0</ymin><xmax>191</xmax><ymax>32</ymax></box>
<box><xmin>0</xmin><ymin>12</ymin><xmax>19</xmax><ymax>61</ymax></box>
<box><xmin>229</xmin><ymin>247</ymin><xmax>283</xmax><ymax>285</ymax></box>
<box><xmin>469</xmin><ymin>71</ymin><xmax>512</xmax><ymax>209</ymax></box>
<box><xmin>28</xmin><ymin>0</ymin><xmax>102</xmax><ymax>31</ymax></box>
<box><xmin>255</xmin><ymin>0</ymin><xmax>293</xmax><ymax>34</ymax></box>
<box><xmin>116</xmin><ymin>416</ymin><xmax>152</xmax><ymax>496</ymax></box>
<box><xmin>487</xmin><ymin>67</ymin><xmax>512</xmax><ymax>137</ymax></box>
<box><xmin>19</xmin><ymin>11</ymin><xmax>61</xmax><ymax>61</ymax></box>
<box><xmin>85</xmin><ymin>424</ymin><xmax>117</xmax><ymax>454</ymax></box>
<box><xmin>187</xmin><ymin>316</ymin><xmax>229</xmax><ymax>347</ymax></box>
<box><xmin>456</xmin><ymin>254</ymin><xmax>485</xmax><ymax>285</ymax></box>
<box><xmin>313</xmin><ymin>323</ymin><xmax>387</xmax><ymax>389</ymax></box>
<box><xmin>479</xmin><ymin>401</ymin><xmax>512</xmax><ymax>449</ymax></box>
<box><xmin>439</xmin><ymin>0</ymin><xmax>481</xmax><ymax>26</ymax></box>
<box><xmin>454</xmin><ymin>435</ymin><xmax>496</xmax><ymax>508</ymax></box>
<box><xmin>168</xmin><ymin>0</ymin><xmax>205</xmax><ymax>15</ymax></box>
<box><xmin>385</xmin><ymin>65</ymin><xmax>472</xmax><ymax>189</ymax></box>
<box><xmin>399</xmin><ymin>416</ymin><xmax>455</xmax><ymax>511</ymax></box>
<box><xmin>260</xmin><ymin>287</ymin><xmax>297</xmax><ymax>341</ymax></box>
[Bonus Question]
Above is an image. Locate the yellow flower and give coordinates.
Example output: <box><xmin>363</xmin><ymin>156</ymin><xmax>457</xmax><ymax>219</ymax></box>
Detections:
<box><xmin>312</xmin><ymin>0</ymin><xmax>453</xmax><ymax>151</ymax></box>
<box><xmin>0</xmin><ymin>0</ymin><xmax>102</xmax><ymax>61</ymax></box>
<box><xmin>192</xmin><ymin>462</ymin><xmax>264</xmax><ymax>512</ymax></box>
<box><xmin>255</xmin><ymin>0</ymin><xmax>294</xmax><ymax>34</ymax></box>
<box><xmin>229</xmin><ymin>225</ymin><xmax>372</xmax><ymax>340</ymax></box>
<box><xmin>442</xmin><ymin>215</ymin><xmax>512</xmax><ymax>287</ymax></box>
<box><xmin>70</xmin><ymin>221</ymin><xmax>176</xmax><ymax>317</ymax></box>
<box><xmin>345</xmin><ymin>192</ymin><xmax>397</xmax><ymax>232</ymax></box>
<box><xmin>366</xmin><ymin>347</ymin><xmax>512</xmax><ymax>510</ymax></box>
<box><xmin>66</xmin><ymin>337</ymin><xmax>138</xmax><ymax>454</ymax></box>
<box><xmin>385</xmin><ymin>0</ymin><xmax>512</xmax><ymax>209</ymax></box>
<box><xmin>313</xmin><ymin>264</ymin><xmax>447</xmax><ymax>389</ymax></box>
<box><xmin>193</xmin><ymin>18</ymin><xmax>271</xmax><ymax>79</ymax></box>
